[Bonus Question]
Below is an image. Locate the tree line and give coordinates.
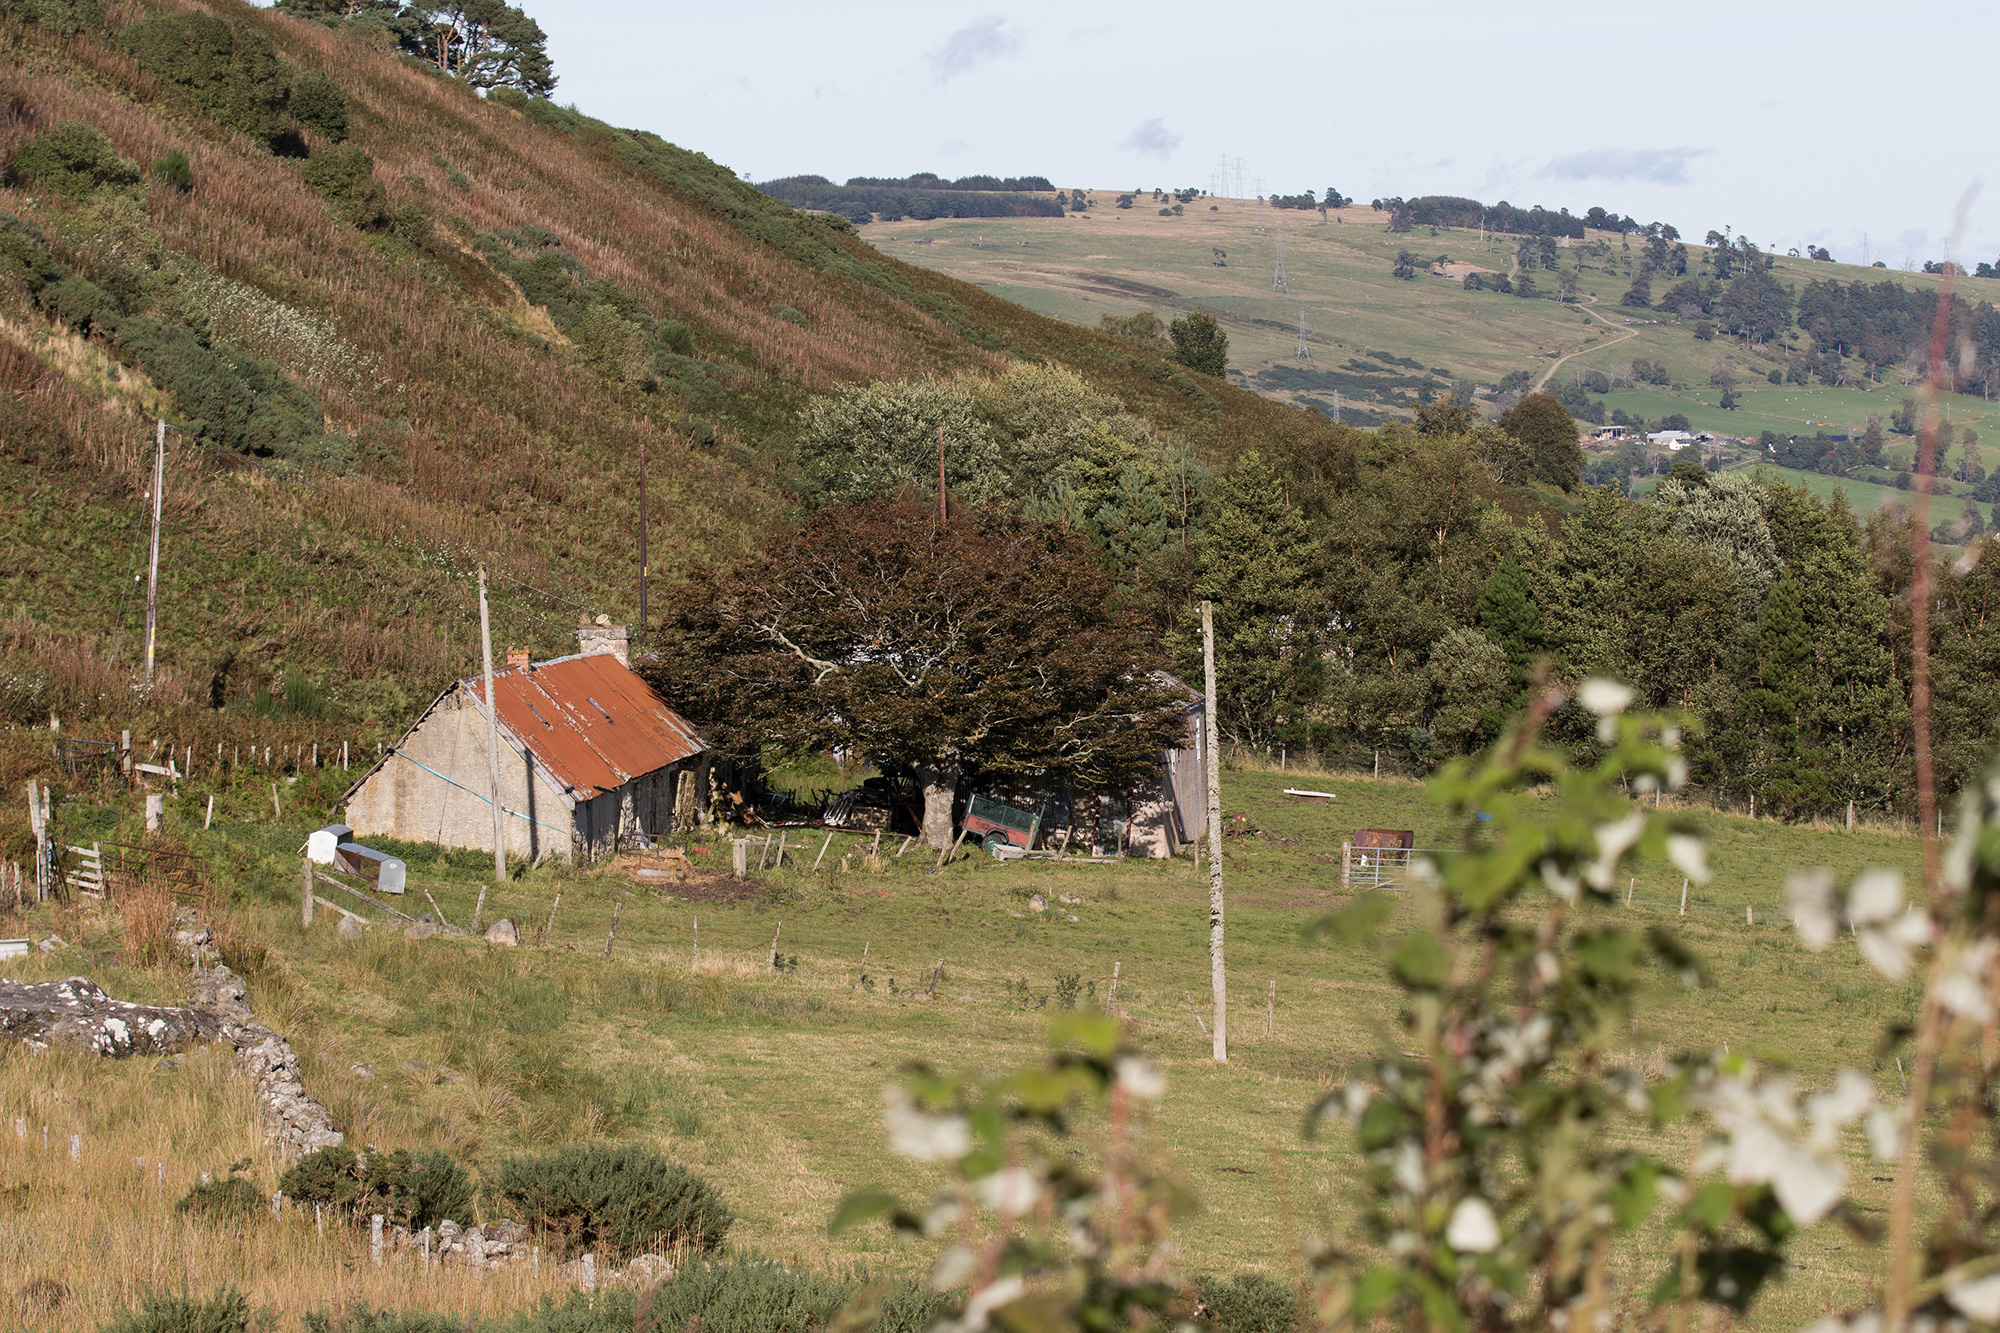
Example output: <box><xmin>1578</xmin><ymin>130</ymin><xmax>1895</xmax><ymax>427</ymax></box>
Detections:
<box><xmin>653</xmin><ymin>351</ymin><xmax>2000</xmax><ymax>825</ymax></box>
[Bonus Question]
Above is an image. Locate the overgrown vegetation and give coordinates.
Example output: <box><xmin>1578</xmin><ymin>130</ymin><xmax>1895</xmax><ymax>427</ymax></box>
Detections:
<box><xmin>485</xmin><ymin>1145</ymin><xmax>733</xmax><ymax>1260</ymax></box>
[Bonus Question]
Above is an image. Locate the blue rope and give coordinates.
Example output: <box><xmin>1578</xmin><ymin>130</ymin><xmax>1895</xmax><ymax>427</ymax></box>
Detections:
<box><xmin>388</xmin><ymin>749</ymin><xmax>573</xmax><ymax>835</ymax></box>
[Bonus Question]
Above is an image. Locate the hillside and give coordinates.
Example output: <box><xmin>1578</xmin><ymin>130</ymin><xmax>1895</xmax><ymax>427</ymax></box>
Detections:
<box><xmin>0</xmin><ymin>0</ymin><xmax>1332</xmax><ymax>742</ymax></box>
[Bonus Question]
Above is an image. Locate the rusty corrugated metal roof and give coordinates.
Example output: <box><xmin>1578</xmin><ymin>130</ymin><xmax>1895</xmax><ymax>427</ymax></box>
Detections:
<box><xmin>468</xmin><ymin>652</ymin><xmax>704</xmax><ymax>800</ymax></box>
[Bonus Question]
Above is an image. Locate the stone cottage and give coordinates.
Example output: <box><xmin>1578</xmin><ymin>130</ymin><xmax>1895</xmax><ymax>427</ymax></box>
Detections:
<box><xmin>339</xmin><ymin>622</ymin><xmax>709</xmax><ymax>864</ymax></box>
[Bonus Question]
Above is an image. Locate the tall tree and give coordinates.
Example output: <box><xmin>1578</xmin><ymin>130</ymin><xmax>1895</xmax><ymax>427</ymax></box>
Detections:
<box><xmin>402</xmin><ymin>0</ymin><xmax>556</xmax><ymax>97</ymax></box>
<box><xmin>1168</xmin><ymin>311</ymin><xmax>1228</xmax><ymax>377</ymax></box>
<box><xmin>647</xmin><ymin>501</ymin><xmax>1186</xmax><ymax>849</ymax></box>
<box><xmin>1495</xmin><ymin>393</ymin><xmax>1583</xmax><ymax>490</ymax></box>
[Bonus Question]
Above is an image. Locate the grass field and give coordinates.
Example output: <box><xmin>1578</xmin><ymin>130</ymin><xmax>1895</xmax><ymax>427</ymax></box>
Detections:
<box><xmin>0</xmin><ymin>756</ymin><xmax>1950</xmax><ymax>1329</ymax></box>
<box><xmin>862</xmin><ymin>199</ymin><xmax>2000</xmax><ymax>445</ymax></box>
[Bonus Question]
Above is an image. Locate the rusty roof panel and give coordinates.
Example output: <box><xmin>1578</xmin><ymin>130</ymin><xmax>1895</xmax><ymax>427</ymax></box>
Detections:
<box><xmin>469</xmin><ymin>653</ymin><xmax>704</xmax><ymax>799</ymax></box>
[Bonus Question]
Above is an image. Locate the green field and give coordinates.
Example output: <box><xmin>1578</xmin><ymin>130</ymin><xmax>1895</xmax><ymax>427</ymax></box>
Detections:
<box><xmin>2</xmin><ymin>756</ymin><xmax>1948</xmax><ymax>1328</ymax></box>
<box><xmin>864</xmin><ymin>201</ymin><xmax>2000</xmax><ymax>442</ymax></box>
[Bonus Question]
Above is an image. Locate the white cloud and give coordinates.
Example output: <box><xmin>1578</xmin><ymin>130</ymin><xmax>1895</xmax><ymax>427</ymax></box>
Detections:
<box><xmin>1541</xmin><ymin>146</ymin><xmax>1710</xmax><ymax>187</ymax></box>
<box><xmin>929</xmin><ymin>16</ymin><xmax>1022</xmax><ymax>83</ymax></box>
<box><xmin>1122</xmin><ymin>117</ymin><xmax>1181</xmax><ymax>158</ymax></box>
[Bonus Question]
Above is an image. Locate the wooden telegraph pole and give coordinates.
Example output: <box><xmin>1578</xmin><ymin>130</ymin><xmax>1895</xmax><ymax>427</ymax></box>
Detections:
<box><xmin>1201</xmin><ymin>600</ymin><xmax>1227</xmax><ymax>1062</ymax></box>
<box><xmin>936</xmin><ymin>425</ymin><xmax>946</xmax><ymax>525</ymax></box>
<box><xmin>637</xmin><ymin>437</ymin><xmax>649</xmax><ymax>632</ymax></box>
<box><xmin>143</xmin><ymin>419</ymin><xmax>165</xmax><ymax>686</ymax></box>
<box><xmin>478</xmin><ymin>566</ymin><xmax>506</xmax><ymax>883</ymax></box>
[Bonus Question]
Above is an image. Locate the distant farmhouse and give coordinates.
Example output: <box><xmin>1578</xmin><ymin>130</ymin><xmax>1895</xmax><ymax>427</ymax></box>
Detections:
<box><xmin>340</xmin><ymin>621</ymin><xmax>713</xmax><ymax>864</ymax></box>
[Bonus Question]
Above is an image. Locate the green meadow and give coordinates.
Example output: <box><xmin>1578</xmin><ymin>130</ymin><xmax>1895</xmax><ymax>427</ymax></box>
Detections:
<box><xmin>4</xmin><ymin>756</ymin><xmax>1947</xmax><ymax>1327</ymax></box>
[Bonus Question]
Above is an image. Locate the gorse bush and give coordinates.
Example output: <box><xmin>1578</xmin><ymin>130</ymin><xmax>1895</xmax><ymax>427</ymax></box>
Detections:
<box><xmin>100</xmin><ymin>1287</ymin><xmax>258</xmax><ymax>1333</ymax></box>
<box><xmin>175</xmin><ymin>1172</ymin><xmax>263</xmax><ymax>1224</ymax></box>
<box><xmin>120</xmin><ymin>14</ymin><xmax>293</xmax><ymax>147</ymax></box>
<box><xmin>6</xmin><ymin>120</ymin><xmax>139</xmax><ymax>197</ymax></box>
<box><xmin>287</xmin><ymin>69</ymin><xmax>348</xmax><ymax>141</ymax></box>
<box><xmin>486</xmin><ymin>1144</ymin><xmax>732</xmax><ymax>1259</ymax></box>
<box><xmin>278</xmin><ymin>1147</ymin><xmax>472</xmax><ymax>1230</ymax></box>
<box><xmin>300</xmin><ymin>144</ymin><xmax>389</xmax><ymax>229</ymax></box>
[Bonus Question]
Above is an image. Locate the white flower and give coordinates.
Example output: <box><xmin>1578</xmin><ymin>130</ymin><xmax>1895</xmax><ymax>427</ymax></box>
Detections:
<box><xmin>1805</xmin><ymin>1069</ymin><xmax>1877</xmax><ymax>1152</ymax></box>
<box><xmin>1848</xmin><ymin>868</ymin><xmax>1903</xmax><ymax>925</ymax></box>
<box><xmin>974</xmin><ymin>1167</ymin><xmax>1041</xmax><ymax>1214</ymax></box>
<box><xmin>930</xmin><ymin>1245</ymin><xmax>979</xmax><ymax>1292</ymax></box>
<box><xmin>883</xmin><ymin>1086</ymin><xmax>970</xmax><ymax>1162</ymax></box>
<box><xmin>1539</xmin><ymin>858</ymin><xmax>1580</xmax><ymax>903</ymax></box>
<box><xmin>1579</xmin><ymin>677</ymin><xmax>1634</xmax><ymax>723</ymax></box>
<box><xmin>1866</xmin><ymin>1106</ymin><xmax>1904</xmax><ymax>1161</ymax></box>
<box><xmin>1586</xmin><ymin>813</ymin><xmax>1647</xmax><ymax>889</ymax></box>
<box><xmin>1445</xmin><ymin>1196</ymin><xmax>1501</xmax><ymax>1254</ymax></box>
<box><xmin>1391</xmin><ymin>1141</ymin><xmax>1425</xmax><ymax>1196</ymax></box>
<box><xmin>957</xmin><ymin>1274</ymin><xmax>1026</xmax><ymax>1331</ymax></box>
<box><xmin>1342</xmin><ymin>1082</ymin><xmax>1370</xmax><ymax>1120</ymax></box>
<box><xmin>1935</xmin><ymin>940</ymin><xmax>1996</xmax><ymax>1022</ymax></box>
<box><xmin>1788</xmin><ymin>870</ymin><xmax>1839</xmax><ymax>949</ymax></box>
<box><xmin>1666</xmin><ymin>834</ymin><xmax>1710</xmax><ymax>886</ymax></box>
<box><xmin>1949</xmin><ymin>1272</ymin><xmax>2000</xmax><ymax>1322</ymax></box>
<box><xmin>1858</xmin><ymin>911</ymin><xmax>1932</xmax><ymax>983</ymax></box>
<box><xmin>1115</xmin><ymin>1056</ymin><xmax>1166</xmax><ymax>1101</ymax></box>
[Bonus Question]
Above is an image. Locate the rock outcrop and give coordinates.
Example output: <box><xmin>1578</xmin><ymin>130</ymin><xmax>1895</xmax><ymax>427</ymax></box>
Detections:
<box><xmin>0</xmin><ymin>959</ymin><xmax>341</xmax><ymax>1157</ymax></box>
<box><xmin>0</xmin><ymin>977</ymin><xmax>221</xmax><ymax>1056</ymax></box>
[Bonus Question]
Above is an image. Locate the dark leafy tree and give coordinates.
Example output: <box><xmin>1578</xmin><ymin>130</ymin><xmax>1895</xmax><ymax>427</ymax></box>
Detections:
<box><xmin>1619</xmin><ymin>271</ymin><xmax>1653</xmax><ymax>308</ymax></box>
<box><xmin>402</xmin><ymin>0</ymin><xmax>556</xmax><ymax>97</ymax></box>
<box><xmin>1167</xmin><ymin>310</ymin><xmax>1227</xmax><ymax>377</ymax></box>
<box><xmin>1496</xmin><ymin>393</ymin><xmax>1582</xmax><ymax>490</ymax></box>
<box><xmin>647</xmin><ymin>501</ymin><xmax>1187</xmax><ymax>848</ymax></box>
<box><xmin>5</xmin><ymin>121</ymin><xmax>138</xmax><ymax>197</ymax></box>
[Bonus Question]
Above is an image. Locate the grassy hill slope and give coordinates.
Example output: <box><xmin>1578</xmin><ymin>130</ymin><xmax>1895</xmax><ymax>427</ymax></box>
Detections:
<box><xmin>0</xmin><ymin>0</ymin><xmax>1329</xmax><ymax>740</ymax></box>
<box><xmin>866</xmin><ymin>200</ymin><xmax>2000</xmax><ymax>458</ymax></box>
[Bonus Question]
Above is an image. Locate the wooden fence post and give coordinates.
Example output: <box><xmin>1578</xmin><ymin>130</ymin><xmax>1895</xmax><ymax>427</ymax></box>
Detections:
<box><xmin>732</xmin><ymin>839</ymin><xmax>748</xmax><ymax>879</ymax></box>
<box><xmin>812</xmin><ymin>832</ymin><xmax>834</xmax><ymax>872</ymax></box>
<box><xmin>1266</xmin><ymin>979</ymin><xmax>1276</xmax><ymax>1036</ymax></box>
<box><xmin>1679</xmin><ymin>878</ymin><xmax>1689</xmax><ymax>916</ymax></box>
<box><xmin>1340</xmin><ymin>841</ymin><xmax>1352</xmax><ymax>890</ymax></box>
<box><xmin>540</xmin><ymin>893</ymin><xmax>561</xmax><ymax>946</ymax></box>
<box><xmin>471</xmin><ymin>887</ymin><xmax>486</xmax><ymax>935</ymax></box>
<box><xmin>770</xmin><ymin>922</ymin><xmax>782</xmax><ymax>968</ymax></box>
<box><xmin>1107</xmin><ymin>960</ymin><xmax>1120</xmax><ymax>1013</ymax></box>
<box><xmin>301</xmin><ymin>860</ymin><xmax>313</xmax><ymax>927</ymax></box>
<box><xmin>604</xmin><ymin>901</ymin><xmax>622</xmax><ymax>958</ymax></box>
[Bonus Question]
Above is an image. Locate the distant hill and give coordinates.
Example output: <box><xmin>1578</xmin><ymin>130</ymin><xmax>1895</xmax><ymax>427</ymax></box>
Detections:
<box><xmin>757</xmin><ymin>173</ymin><xmax>1063</xmax><ymax>224</ymax></box>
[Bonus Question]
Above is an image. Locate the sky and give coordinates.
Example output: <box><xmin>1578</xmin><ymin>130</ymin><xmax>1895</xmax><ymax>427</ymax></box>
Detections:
<box><xmin>526</xmin><ymin>0</ymin><xmax>2000</xmax><ymax>267</ymax></box>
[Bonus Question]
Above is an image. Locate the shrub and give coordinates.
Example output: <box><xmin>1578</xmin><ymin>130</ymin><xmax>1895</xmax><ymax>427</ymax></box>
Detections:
<box><xmin>175</xmin><ymin>1172</ymin><xmax>263</xmax><ymax>1224</ymax></box>
<box><xmin>288</xmin><ymin>70</ymin><xmax>349</xmax><ymax>141</ymax></box>
<box><xmin>101</xmin><ymin>1287</ymin><xmax>258</xmax><ymax>1333</ymax></box>
<box><xmin>278</xmin><ymin>1146</ymin><xmax>365</xmax><ymax>1211</ymax></box>
<box><xmin>6</xmin><ymin>120</ymin><xmax>139</xmax><ymax>197</ymax></box>
<box><xmin>279</xmin><ymin>1147</ymin><xmax>472</xmax><ymax>1229</ymax></box>
<box><xmin>300</xmin><ymin>144</ymin><xmax>388</xmax><ymax>228</ymax></box>
<box><xmin>151</xmin><ymin>149</ymin><xmax>194</xmax><ymax>193</ymax></box>
<box><xmin>110</xmin><ymin>316</ymin><xmax>324</xmax><ymax>458</ymax></box>
<box><xmin>632</xmin><ymin>1259</ymin><xmax>950</xmax><ymax>1333</ymax></box>
<box><xmin>487</xmin><ymin>1144</ymin><xmax>732</xmax><ymax>1259</ymax></box>
<box><xmin>120</xmin><ymin>14</ymin><xmax>292</xmax><ymax>147</ymax></box>
<box><xmin>17</xmin><ymin>0</ymin><xmax>103</xmax><ymax>37</ymax></box>
<box><xmin>365</xmin><ymin>1149</ymin><xmax>473</xmax><ymax>1230</ymax></box>
<box><xmin>1195</xmin><ymin>1272</ymin><xmax>1304</xmax><ymax>1333</ymax></box>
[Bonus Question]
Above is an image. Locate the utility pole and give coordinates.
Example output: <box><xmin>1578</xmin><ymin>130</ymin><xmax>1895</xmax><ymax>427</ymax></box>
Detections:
<box><xmin>478</xmin><ymin>566</ymin><xmax>506</xmax><ymax>884</ymax></box>
<box><xmin>936</xmin><ymin>425</ymin><xmax>946</xmax><ymax>525</ymax></box>
<box><xmin>143</xmin><ymin>419</ymin><xmax>164</xmax><ymax>687</ymax></box>
<box><xmin>1201</xmin><ymin>600</ymin><xmax>1227</xmax><ymax>1062</ymax></box>
<box><xmin>637</xmin><ymin>437</ymin><xmax>649</xmax><ymax>633</ymax></box>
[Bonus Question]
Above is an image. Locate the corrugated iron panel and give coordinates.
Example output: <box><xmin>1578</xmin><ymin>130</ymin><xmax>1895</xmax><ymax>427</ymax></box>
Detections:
<box><xmin>470</xmin><ymin>653</ymin><xmax>704</xmax><ymax>800</ymax></box>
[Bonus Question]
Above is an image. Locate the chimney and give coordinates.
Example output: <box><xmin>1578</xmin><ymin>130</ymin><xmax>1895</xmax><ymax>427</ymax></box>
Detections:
<box><xmin>506</xmin><ymin>648</ymin><xmax>530</xmax><ymax>670</ymax></box>
<box><xmin>576</xmin><ymin>614</ymin><xmax>630</xmax><ymax>668</ymax></box>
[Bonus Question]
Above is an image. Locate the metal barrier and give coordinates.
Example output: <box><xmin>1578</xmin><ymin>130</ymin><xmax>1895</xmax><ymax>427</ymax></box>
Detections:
<box><xmin>1340</xmin><ymin>843</ymin><xmax>1445</xmax><ymax>890</ymax></box>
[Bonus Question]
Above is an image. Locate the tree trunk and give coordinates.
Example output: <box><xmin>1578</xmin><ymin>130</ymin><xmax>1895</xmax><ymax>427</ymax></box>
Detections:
<box><xmin>913</xmin><ymin>764</ymin><xmax>959</xmax><ymax>851</ymax></box>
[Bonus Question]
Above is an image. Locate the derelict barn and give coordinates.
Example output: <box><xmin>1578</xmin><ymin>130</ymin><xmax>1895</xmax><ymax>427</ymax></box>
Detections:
<box><xmin>340</xmin><ymin>624</ymin><xmax>710</xmax><ymax>864</ymax></box>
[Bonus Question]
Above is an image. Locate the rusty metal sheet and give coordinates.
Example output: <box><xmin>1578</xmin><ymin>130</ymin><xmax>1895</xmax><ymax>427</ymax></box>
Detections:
<box><xmin>470</xmin><ymin>653</ymin><xmax>704</xmax><ymax>800</ymax></box>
